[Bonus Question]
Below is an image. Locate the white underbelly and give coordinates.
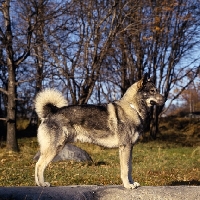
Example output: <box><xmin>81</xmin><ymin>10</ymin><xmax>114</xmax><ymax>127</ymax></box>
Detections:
<box><xmin>73</xmin><ymin>125</ymin><xmax>119</xmax><ymax>148</ymax></box>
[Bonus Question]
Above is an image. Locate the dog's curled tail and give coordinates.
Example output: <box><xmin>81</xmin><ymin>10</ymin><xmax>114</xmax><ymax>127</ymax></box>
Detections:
<box><xmin>35</xmin><ymin>88</ymin><xmax>68</xmax><ymax>119</ymax></box>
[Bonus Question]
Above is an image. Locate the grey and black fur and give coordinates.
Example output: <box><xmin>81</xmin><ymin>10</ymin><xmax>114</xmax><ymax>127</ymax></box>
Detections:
<box><xmin>35</xmin><ymin>74</ymin><xmax>165</xmax><ymax>189</ymax></box>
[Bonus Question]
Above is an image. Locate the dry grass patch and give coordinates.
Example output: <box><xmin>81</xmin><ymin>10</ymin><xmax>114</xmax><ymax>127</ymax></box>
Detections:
<box><xmin>0</xmin><ymin>137</ymin><xmax>199</xmax><ymax>186</ymax></box>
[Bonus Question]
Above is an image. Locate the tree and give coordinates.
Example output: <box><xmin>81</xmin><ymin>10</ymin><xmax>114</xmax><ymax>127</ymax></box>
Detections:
<box><xmin>0</xmin><ymin>0</ymin><xmax>50</xmax><ymax>151</ymax></box>
<box><xmin>180</xmin><ymin>81</ymin><xmax>200</xmax><ymax>113</ymax></box>
<box><xmin>0</xmin><ymin>0</ymin><xmax>78</xmax><ymax>151</ymax></box>
<box><xmin>45</xmin><ymin>0</ymin><xmax>132</xmax><ymax>105</ymax></box>
<box><xmin>1</xmin><ymin>0</ymin><xmax>200</xmax><ymax>147</ymax></box>
<box><xmin>0</xmin><ymin>0</ymin><xmax>32</xmax><ymax>151</ymax></box>
<box><xmin>110</xmin><ymin>0</ymin><xmax>200</xmax><ymax>138</ymax></box>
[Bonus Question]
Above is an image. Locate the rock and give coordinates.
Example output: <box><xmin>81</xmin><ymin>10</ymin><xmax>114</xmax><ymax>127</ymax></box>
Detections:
<box><xmin>33</xmin><ymin>144</ymin><xmax>93</xmax><ymax>162</ymax></box>
<box><xmin>95</xmin><ymin>185</ymin><xmax>200</xmax><ymax>200</ymax></box>
<box><xmin>0</xmin><ymin>185</ymin><xmax>200</xmax><ymax>200</ymax></box>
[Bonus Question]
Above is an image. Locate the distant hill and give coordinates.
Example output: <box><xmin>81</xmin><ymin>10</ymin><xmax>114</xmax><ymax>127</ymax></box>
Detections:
<box><xmin>157</xmin><ymin>117</ymin><xmax>200</xmax><ymax>146</ymax></box>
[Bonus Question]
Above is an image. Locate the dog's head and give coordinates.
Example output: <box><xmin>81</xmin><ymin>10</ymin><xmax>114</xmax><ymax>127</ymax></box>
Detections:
<box><xmin>137</xmin><ymin>73</ymin><xmax>165</xmax><ymax>107</ymax></box>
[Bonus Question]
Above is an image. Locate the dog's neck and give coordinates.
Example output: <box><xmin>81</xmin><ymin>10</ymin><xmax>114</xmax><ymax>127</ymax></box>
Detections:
<box><xmin>129</xmin><ymin>101</ymin><xmax>150</xmax><ymax>121</ymax></box>
<box><xmin>129</xmin><ymin>103</ymin><xmax>139</xmax><ymax>113</ymax></box>
<box><xmin>129</xmin><ymin>103</ymin><xmax>143</xmax><ymax>119</ymax></box>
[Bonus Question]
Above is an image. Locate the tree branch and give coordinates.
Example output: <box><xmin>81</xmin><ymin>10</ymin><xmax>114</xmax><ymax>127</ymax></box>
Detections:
<box><xmin>0</xmin><ymin>118</ymin><xmax>7</xmax><ymax>121</ymax></box>
<box><xmin>0</xmin><ymin>87</ymin><xmax>8</xmax><ymax>95</ymax></box>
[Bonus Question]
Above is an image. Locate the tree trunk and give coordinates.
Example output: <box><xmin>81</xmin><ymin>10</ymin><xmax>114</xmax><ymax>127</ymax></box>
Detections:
<box><xmin>6</xmin><ymin>61</ymin><xmax>19</xmax><ymax>152</ymax></box>
<box><xmin>35</xmin><ymin>0</ymin><xmax>45</xmax><ymax>94</ymax></box>
<box><xmin>35</xmin><ymin>48</ymin><xmax>44</xmax><ymax>93</ymax></box>
<box><xmin>3</xmin><ymin>0</ymin><xmax>19</xmax><ymax>152</ymax></box>
<box><xmin>150</xmin><ymin>105</ymin><xmax>162</xmax><ymax>140</ymax></box>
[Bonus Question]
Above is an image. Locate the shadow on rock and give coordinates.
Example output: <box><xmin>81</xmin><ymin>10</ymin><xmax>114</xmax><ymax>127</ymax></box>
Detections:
<box><xmin>168</xmin><ymin>179</ymin><xmax>200</xmax><ymax>186</ymax></box>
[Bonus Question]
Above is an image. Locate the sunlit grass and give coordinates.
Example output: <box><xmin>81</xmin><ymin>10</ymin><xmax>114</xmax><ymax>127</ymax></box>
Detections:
<box><xmin>0</xmin><ymin>137</ymin><xmax>199</xmax><ymax>186</ymax></box>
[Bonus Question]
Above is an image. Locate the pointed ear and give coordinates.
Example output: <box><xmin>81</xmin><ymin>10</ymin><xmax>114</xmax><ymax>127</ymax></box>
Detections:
<box><xmin>137</xmin><ymin>73</ymin><xmax>148</xmax><ymax>90</ymax></box>
<box><xmin>149</xmin><ymin>75</ymin><xmax>155</xmax><ymax>83</ymax></box>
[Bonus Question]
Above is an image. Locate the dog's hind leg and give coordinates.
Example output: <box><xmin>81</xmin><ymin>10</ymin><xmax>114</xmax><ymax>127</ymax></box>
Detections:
<box><xmin>119</xmin><ymin>144</ymin><xmax>140</xmax><ymax>189</ymax></box>
<box><xmin>35</xmin><ymin>124</ymin><xmax>65</xmax><ymax>187</ymax></box>
<box><xmin>35</xmin><ymin>123</ymin><xmax>68</xmax><ymax>186</ymax></box>
<box><xmin>35</xmin><ymin>148</ymin><xmax>57</xmax><ymax>187</ymax></box>
<box><xmin>35</xmin><ymin>147</ymin><xmax>57</xmax><ymax>187</ymax></box>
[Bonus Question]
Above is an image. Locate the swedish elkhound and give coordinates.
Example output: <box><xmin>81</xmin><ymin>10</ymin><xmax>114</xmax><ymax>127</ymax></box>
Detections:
<box><xmin>35</xmin><ymin>74</ymin><xmax>165</xmax><ymax>189</ymax></box>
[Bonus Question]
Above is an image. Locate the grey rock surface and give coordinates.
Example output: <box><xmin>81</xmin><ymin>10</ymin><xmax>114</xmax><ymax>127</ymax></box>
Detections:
<box><xmin>34</xmin><ymin>143</ymin><xmax>93</xmax><ymax>162</ymax></box>
<box><xmin>0</xmin><ymin>185</ymin><xmax>199</xmax><ymax>200</ymax></box>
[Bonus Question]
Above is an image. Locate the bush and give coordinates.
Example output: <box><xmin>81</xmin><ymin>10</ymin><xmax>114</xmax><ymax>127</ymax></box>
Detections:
<box><xmin>16</xmin><ymin>118</ymin><xmax>30</xmax><ymax>131</ymax></box>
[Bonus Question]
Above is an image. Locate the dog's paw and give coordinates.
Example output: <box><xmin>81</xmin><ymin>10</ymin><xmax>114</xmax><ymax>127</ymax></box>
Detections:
<box><xmin>43</xmin><ymin>182</ymin><xmax>51</xmax><ymax>187</ymax></box>
<box><xmin>38</xmin><ymin>182</ymin><xmax>50</xmax><ymax>187</ymax></box>
<box><xmin>124</xmin><ymin>182</ymin><xmax>140</xmax><ymax>189</ymax></box>
<box><xmin>133</xmin><ymin>182</ymin><xmax>140</xmax><ymax>188</ymax></box>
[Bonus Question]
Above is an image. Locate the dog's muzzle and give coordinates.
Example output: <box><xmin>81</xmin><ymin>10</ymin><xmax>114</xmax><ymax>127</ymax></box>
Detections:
<box><xmin>148</xmin><ymin>94</ymin><xmax>165</xmax><ymax>106</ymax></box>
<box><xmin>154</xmin><ymin>94</ymin><xmax>165</xmax><ymax>106</ymax></box>
<box><xmin>150</xmin><ymin>100</ymin><xmax>157</xmax><ymax>105</ymax></box>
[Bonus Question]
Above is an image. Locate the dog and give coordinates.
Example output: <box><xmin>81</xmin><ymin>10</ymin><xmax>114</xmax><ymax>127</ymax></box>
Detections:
<box><xmin>34</xmin><ymin>74</ymin><xmax>165</xmax><ymax>189</ymax></box>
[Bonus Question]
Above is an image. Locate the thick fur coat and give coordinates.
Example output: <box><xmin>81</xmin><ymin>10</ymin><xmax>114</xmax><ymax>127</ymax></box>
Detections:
<box><xmin>35</xmin><ymin>74</ymin><xmax>165</xmax><ymax>189</ymax></box>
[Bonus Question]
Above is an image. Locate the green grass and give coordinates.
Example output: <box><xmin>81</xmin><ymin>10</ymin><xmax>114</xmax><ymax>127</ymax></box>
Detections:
<box><xmin>0</xmin><ymin>137</ymin><xmax>199</xmax><ymax>187</ymax></box>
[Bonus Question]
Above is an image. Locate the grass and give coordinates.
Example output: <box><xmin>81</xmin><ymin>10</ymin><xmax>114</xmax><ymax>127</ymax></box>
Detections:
<box><xmin>0</xmin><ymin>136</ymin><xmax>200</xmax><ymax>187</ymax></box>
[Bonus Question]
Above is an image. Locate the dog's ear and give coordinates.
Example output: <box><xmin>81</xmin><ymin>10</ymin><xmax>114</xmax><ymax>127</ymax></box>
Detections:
<box><xmin>149</xmin><ymin>75</ymin><xmax>156</xmax><ymax>83</ymax></box>
<box><xmin>137</xmin><ymin>73</ymin><xmax>148</xmax><ymax>90</ymax></box>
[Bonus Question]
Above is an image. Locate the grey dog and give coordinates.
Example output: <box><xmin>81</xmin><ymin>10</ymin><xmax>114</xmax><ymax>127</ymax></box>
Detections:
<box><xmin>35</xmin><ymin>74</ymin><xmax>165</xmax><ymax>189</ymax></box>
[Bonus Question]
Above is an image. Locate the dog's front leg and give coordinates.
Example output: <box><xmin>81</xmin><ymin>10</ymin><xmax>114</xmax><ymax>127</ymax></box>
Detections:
<box><xmin>119</xmin><ymin>144</ymin><xmax>140</xmax><ymax>189</ymax></box>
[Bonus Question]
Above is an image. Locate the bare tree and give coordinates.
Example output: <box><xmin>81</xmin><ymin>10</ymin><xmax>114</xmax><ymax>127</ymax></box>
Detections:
<box><xmin>0</xmin><ymin>0</ymin><xmax>73</xmax><ymax>151</ymax></box>
<box><xmin>0</xmin><ymin>0</ymin><xmax>33</xmax><ymax>151</ymax></box>
<box><xmin>1</xmin><ymin>0</ymin><xmax>199</xmax><ymax>149</ymax></box>
<box><xmin>109</xmin><ymin>0</ymin><xmax>200</xmax><ymax>138</ymax></box>
<box><xmin>0</xmin><ymin>0</ymin><xmax>42</xmax><ymax>150</ymax></box>
<box><xmin>29</xmin><ymin>0</ymin><xmax>68</xmax><ymax>93</ymax></box>
<box><xmin>44</xmin><ymin>0</ymin><xmax>143</xmax><ymax>105</ymax></box>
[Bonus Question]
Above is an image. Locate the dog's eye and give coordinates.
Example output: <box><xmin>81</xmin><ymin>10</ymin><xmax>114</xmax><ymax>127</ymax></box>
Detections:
<box><xmin>150</xmin><ymin>89</ymin><xmax>156</xmax><ymax>93</ymax></box>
